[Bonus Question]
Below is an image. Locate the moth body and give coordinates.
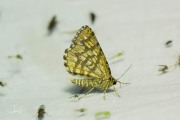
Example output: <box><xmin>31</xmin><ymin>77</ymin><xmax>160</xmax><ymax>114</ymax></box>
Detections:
<box><xmin>71</xmin><ymin>77</ymin><xmax>117</xmax><ymax>91</ymax></box>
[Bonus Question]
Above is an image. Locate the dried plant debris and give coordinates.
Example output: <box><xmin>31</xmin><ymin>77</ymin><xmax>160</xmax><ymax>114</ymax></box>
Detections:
<box><xmin>0</xmin><ymin>81</ymin><xmax>7</xmax><ymax>87</ymax></box>
<box><xmin>8</xmin><ymin>54</ymin><xmax>23</xmax><ymax>60</ymax></box>
<box><xmin>158</xmin><ymin>65</ymin><xmax>168</xmax><ymax>73</ymax></box>
<box><xmin>110</xmin><ymin>52</ymin><xmax>124</xmax><ymax>59</ymax></box>
<box><xmin>95</xmin><ymin>111</ymin><xmax>111</xmax><ymax>120</ymax></box>
<box><xmin>75</xmin><ymin>108</ymin><xmax>87</xmax><ymax>117</ymax></box>
<box><xmin>165</xmin><ymin>40</ymin><xmax>172</xmax><ymax>47</ymax></box>
<box><xmin>15</xmin><ymin>54</ymin><xmax>23</xmax><ymax>60</ymax></box>
<box><xmin>89</xmin><ymin>12</ymin><xmax>96</xmax><ymax>24</ymax></box>
<box><xmin>47</xmin><ymin>15</ymin><xmax>57</xmax><ymax>34</ymax></box>
<box><xmin>75</xmin><ymin>108</ymin><xmax>86</xmax><ymax>113</ymax></box>
<box><xmin>37</xmin><ymin>105</ymin><xmax>46</xmax><ymax>119</ymax></box>
<box><xmin>174</xmin><ymin>55</ymin><xmax>180</xmax><ymax>68</ymax></box>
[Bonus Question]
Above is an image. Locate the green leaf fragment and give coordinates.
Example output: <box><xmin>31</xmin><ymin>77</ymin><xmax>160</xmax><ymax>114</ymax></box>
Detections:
<box><xmin>95</xmin><ymin>111</ymin><xmax>111</xmax><ymax>120</ymax></box>
<box><xmin>110</xmin><ymin>52</ymin><xmax>124</xmax><ymax>59</ymax></box>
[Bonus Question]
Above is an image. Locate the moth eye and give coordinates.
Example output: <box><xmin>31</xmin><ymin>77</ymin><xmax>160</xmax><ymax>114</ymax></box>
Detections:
<box><xmin>113</xmin><ymin>81</ymin><xmax>116</xmax><ymax>85</ymax></box>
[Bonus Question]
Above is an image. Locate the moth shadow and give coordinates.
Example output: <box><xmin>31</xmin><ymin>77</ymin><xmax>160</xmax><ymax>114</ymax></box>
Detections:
<box><xmin>64</xmin><ymin>86</ymin><xmax>86</xmax><ymax>95</ymax></box>
<box><xmin>157</xmin><ymin>72</ymin><xmax>168</xmax><ymax>76</ymax></box>
<box><xmin>64</xmin><ymin>85</ymin><xmax>115</xmax><ymax>95</ymax></box>
<box><xmin>94</xmin><ymin>89</ymin><xmax>114</xmax><ymax>93</ymax></box>
<box><xmin>36</xmin><ymin>117</ymin><xmax>43</xmax><ymax>120</ymax></box>
<box><xmin>109</xmin><ymin>58</ymin><xmax>124</xmax><ymax>65</ymax></box>
<box><xmin>0</xmin><ymin>92</ymin><xmax>5</xmax><ymax>96</ymax></box>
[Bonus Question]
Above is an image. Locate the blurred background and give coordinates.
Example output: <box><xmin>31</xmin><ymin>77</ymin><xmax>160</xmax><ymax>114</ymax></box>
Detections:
<box><xmin>0</xmin><ymin>0</ymin><xmax>180</xmax><ymax>120</ymax></box>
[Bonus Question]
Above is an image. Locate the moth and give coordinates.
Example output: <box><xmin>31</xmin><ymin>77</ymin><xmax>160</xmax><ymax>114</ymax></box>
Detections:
<box><xmin>64</xmin><ymin>25</ymin><xmax>130</xmax><ymax>100</ymax></box>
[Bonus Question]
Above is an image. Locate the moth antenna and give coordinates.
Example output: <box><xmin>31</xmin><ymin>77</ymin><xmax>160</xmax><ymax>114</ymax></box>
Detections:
<box><xmin>117</xmin><ymin>64</ymin><xmax>132</xmax><ymax>80</ymax></box>
<box><xmin>116</xmin><ymin>64</ymin><xmax>132</xmax><ymax>87</ymax></box>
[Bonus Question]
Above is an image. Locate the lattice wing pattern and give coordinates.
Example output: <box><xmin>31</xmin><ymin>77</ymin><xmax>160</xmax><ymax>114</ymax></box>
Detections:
<box><xmin>64</xmin><ymin>25</ymin><xmax>112</xmax><ymax>78</ymax></box>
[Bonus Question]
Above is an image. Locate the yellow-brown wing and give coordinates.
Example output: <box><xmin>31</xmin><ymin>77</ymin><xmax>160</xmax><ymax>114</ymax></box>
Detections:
<box><xmin>63</xmin><ymin>25</ymin><xmax>112</xmax><ymax>79</ymax></box>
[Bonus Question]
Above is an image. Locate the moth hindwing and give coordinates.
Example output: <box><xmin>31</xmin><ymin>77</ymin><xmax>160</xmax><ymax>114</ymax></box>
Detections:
<box><xmin>64</xmin><ymin>25</ymin><xmax>122</xmax><ymax>100</ymax></box>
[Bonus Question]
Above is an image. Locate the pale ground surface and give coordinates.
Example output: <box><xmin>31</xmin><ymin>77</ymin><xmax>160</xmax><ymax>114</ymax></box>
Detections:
<box><xmin>0</xmin><ymin>0</ymin><xmax>180</xmax><ymax>120</ymax></box>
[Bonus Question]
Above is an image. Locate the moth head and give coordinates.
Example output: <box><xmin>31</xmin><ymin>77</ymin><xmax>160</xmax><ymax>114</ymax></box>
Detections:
<box><xmin>113</xmin><ymin>81</ymin><xmax>117</xmax><ymax>85</ymax></box>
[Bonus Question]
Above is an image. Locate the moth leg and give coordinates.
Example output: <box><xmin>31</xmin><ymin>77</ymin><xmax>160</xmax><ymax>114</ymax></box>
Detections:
<box><xmin>79</xmin><ymin>87</ymin><xmax>86</xmax><ymax>94</ymax></box>
<box><xmin>112</xmin><ymin>85</ymin><xmax>120</xmax><ymax>97</ymax></box>
<box><xmin>103</xmin><ymin>89</ymin><xmax>107</xmax><ymax>100</ymax></box>
<box><xmin>173</xmin><ymin>56</ymin><xmax>180</xmax><ymax>69</ymax></box>
<box><xmin>69</xmin><ymin>94</ymin><xmax>79</xmax><ymax>99</ymax></box>
<box><xmin>78</xmin><ymin>87</ymin><xmax>95</xmax><ymax>100</ymax></box>
<box><xmin>69</xmin><ymin>88</ymin><xmax>86</xmax><ymax>99</ymax></box>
